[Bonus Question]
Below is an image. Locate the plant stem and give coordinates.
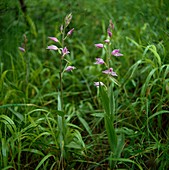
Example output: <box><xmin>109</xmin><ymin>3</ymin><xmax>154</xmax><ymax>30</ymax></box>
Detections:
<box><xmin>26</xmin><ymin>54</ymin><xmax>30</xmax><ymax>84</ymax></box>
<box><xmin>59</xmin><ymin>58</ymin><xmax>63</xmax><ymax>110</ymax></box>
<box><xmin>59</xmin><ymin>24</ymin><xmax>66</xmax><ymax>111</ymax></box>
<box><xmin>107</xmin><ymin>43</ymin><xmax>111</xmax><ymax>87</ymax></box>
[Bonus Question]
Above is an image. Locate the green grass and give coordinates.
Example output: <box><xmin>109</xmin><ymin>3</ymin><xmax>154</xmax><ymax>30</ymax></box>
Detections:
<box><xmin>0</xmin><ymin>0</ymin><xmax>169</xmax><ymax>169</ymax></box>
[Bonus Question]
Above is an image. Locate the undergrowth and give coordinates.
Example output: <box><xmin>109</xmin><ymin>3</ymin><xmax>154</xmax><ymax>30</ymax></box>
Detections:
<box><xmin>0</xmin><ymin>0</ymin><xmax>169</xmax><ymax>169</ymax></box>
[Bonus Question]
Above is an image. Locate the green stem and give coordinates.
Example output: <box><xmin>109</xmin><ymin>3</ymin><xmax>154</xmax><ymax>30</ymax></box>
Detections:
<box><xmin>26</xmin><ymin>54</ymin><xmax>30</xmax><ymax>84</ymax></box>
<box><xmin>106</xmin><ymin>43</ymin><xmax>111</xmax><ymax>87</ymax></box>
<box><xmin>59</xmin><ymin>58</ymin><xmax>63</xmax><ymax>110</ymax></box>
<box><xmin>59</xmin><ymin>24</ymin><xmax>66</xmax><ymax>110</ymax></box>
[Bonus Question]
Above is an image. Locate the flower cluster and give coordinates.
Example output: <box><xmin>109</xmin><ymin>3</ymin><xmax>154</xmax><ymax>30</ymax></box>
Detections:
<box><xmin>94</xmin><ymin>20</ymin><xmax>123</xmax><ymax>87</ymax></box>
<box><xmin>46</xmin><ymin>14</ymin><xmax>75</xmax><ymax>72</ymax></box>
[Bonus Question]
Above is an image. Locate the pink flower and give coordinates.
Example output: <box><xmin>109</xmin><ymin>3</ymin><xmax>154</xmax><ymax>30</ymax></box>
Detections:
<box><xmin>67</xmin><ymin>28</ymin><xmax>74</xmax><ymax>36</ymax></box>
<box><xmin>104</xmin><ymin>39</ymin><xmax>110</xmax><ymax>43</ymax></box>
<box><xmin>65</xmin><ymin>66</ymin><xmax>76</xmax><ymax>72</ymax></box>
<box><xmin>107</xmin><ymin>28</ymin><xmax>112</xmax><ymax>37</ymax></box>
<box><xmin>111</xmin><ymin>49</ymin><xmax>123</xmax><ymax>57</ymax></box>
<box><xmin>95</xmin><ymin>43</ymin><xmax>104</xmax><ymax>48</ymax></box>
<box><xmin>48</xmin><ymin>37</ymin><xmax>59</xmax><ymax>42</ymax></box>
<box><xmin>61</xmin><ymin>47</ymin><xmax>70</xmax><ymax>56</ymax></box>
<box><xmin>46</xmin><ymin>45</ymin><xmax>58</xmax><ymax>50</ymax></box>
<box><xmin>94</xmin><ymin>82</ymin><xmax>105</xmax><ymax>87</ymax></box>
<box><xmin>102</xmin><ymin>68</ymin><xmax>117</xmax><ymax>76</ymax></box>
<box><xmin>18</xmin><ymin>47</ymin><xmax>25</xmax><ymax>52</ymax></box>
<box><xmin>94</xmin><ymin>58</ymin><xmax>105</xmax><ymax>64</ymax></box>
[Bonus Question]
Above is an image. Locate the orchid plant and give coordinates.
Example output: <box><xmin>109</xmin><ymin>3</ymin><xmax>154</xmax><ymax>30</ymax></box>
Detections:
<box><xmin>94</xmin><ymin>20</ymin><xmax>125</xmax><ymax>168</ymax></box>
<box><xmin>94</xmin><ymin>20</ymin><xmax>123</xmax><ymax>87</ymax></box>
<box><xmin>46</xmin><ymin>13</ymin><xmax>75</xmax><ymax>110</ymax></box>
<box><xmin>46</xmin><ymin>13</ymin><xmax>79</xmax><ymax>168</ymax></box>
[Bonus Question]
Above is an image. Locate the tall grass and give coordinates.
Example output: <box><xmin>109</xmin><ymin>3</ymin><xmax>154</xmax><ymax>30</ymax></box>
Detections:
<box><xmin>0</xmin><ymin>0</ymin><xmax>169</xmax><ymax>169</ymax></box>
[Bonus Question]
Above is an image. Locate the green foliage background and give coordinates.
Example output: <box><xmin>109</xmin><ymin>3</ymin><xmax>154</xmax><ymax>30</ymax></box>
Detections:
<box><xmin>0</xmin><ymin>0</ymin><xmax>169</xmax><ymax>169</ymax></box>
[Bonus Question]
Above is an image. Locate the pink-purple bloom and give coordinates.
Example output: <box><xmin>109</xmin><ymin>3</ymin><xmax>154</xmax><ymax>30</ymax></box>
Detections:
<box><xmin>65</xmin><ymin>66</ymin><xmax>76</xmax><ymax>72</ymax></box>
<box><xmin>95</xmin><ymin>43</ymin><xmax>104</xmax><ymax>48</ymax></box>
<box><xmin>94</xmin><ymin>82</ymin><xmax>105</xmax><ymax>87</ymax></box>
<box><xmin>18</xmin><ymin>47</ymin><xmax>25</xmax><ymax>52</ymax></box>
<box><xmin>94</xmin><ymin>58</ymin><xmax>105</xmax><ymax>64</ymax></box>
<box><xmin>46</xmin><ymin>45</ymin><xmax>58</xmax><ymax>50</ymax></box>
<box><xmin>48</xmin><ymin>37</ymin><xmax>59</xmax><ymax>42</ymax></box>
<box><xmin>61</xmin><ymin>47</ymin><xmax>70</xmax><ymax>56</ymax></box>
<box><xmin>104</xmin><ymin>39</ymin><xmax>110</xmax><ymax>43</ymax></box>
<box><xmin>107</xmin><ymin>28</ymin><xmax>112</xmax><ymax>37</ymax></box>
<box><xmin>102</xmin><ymin>68</ymin><xmax>117</xmax><ymax>76</ymax></box>
<box><xmin>111</xmin><ymin>49</ymin><xmax>123</xmax><ymax>57</ymax></box>
<box><xmin>67</xmin><ymin>28</ymin><xmax>74</xmax><ymax>36</ymax></box>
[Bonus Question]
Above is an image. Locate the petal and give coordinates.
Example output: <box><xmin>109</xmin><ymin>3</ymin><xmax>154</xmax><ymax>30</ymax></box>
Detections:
<box><xmin>94</xmin><ymin>82</ymin><xmax>104</xmax><ymax>86</ymax></box>
<box><xmin>95</xmin><ymin>43</ymin><xmax>104</xmax><ymax>48</ymax></box>
<box><xmin>95</xmin><ymin>58</ymin><xmax>104</xmax><ymax>64</ymax></box>
<box><xmin>46</xmin><ymin>45</ymin><xmax>58</xmax><ymax>50</ymax></box>
<box><xmin>67</xmin><ymin>28</ymin><xmax>74</xmax><ymax>35</ymax></box>
<box><xmin>111</xmin><ymin>49</ymin><xmax>123</xmax><ymax>56</ymax></box>
<box><xmin>18</xmin><ymin>47</ymin><xmax>25</xmax><ymax>52</ymax></box>
<box><xmin>65</xmin><ymin>66</ymin><xmax>76</xmax><ymax>72</ymax></box>
<box><xmin>112</xmin><ymin>49</ymin><xmax>120</xmax><ymax>54</ymax></box>
<box><xmin>107</xmin><ymin>28</ymin><xmax>112</xmax><ymax>37</ymax></box>
<box><xmin>104</xmin><ymin>39</ymin><xmax>110</xmax><ymax>43</ymax></box>
<box><xmin>48</xmin><ymin>37</ymin><xmax>59</xmax><ymax>42</ymax></box>
<box><xmin>111</xmin><ymin>72</ymin><xmax>118</xmax><ymax>76</ymax></box>
<box><xmin>62</xmin><ymin>47</ymin><xmax>70</xmax><ymax>56</ymax></box>
<box><xmin>102</xmin><ymin>70</ymin><xmax>110</xmax><ymax>74</ymax></box>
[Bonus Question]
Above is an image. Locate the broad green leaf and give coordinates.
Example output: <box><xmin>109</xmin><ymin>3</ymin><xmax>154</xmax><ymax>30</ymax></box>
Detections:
<box><xmin>57</xmin><ymin>92</ymin><xmax>62</xmax><ymax>111</ymax></box>
<box><xmin>2</xmin><ymin>138</ymin><xmax>8</xmax><ymax>167</ymax></box>
<box><xmin>99</xmin><ymin>85</ymin><xmax>110</xmax><ymax>116</ymax></box>
<box><xmin>105</xmin><ymin>115</ymin><xmax>117</xmax><ymax>153</ymax></box>
<box><xmin>114</xmin><ymin>133</ymin><xmax>125</xmax><ymax>158</ymax></box>
<box><xmin>109</xmin><ymin>83</ymin><xmax>115</xmax><ymax>118</ymax></box>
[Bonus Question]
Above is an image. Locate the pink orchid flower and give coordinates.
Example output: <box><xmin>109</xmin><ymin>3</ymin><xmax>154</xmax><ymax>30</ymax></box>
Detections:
<box><xmin>104</xmin><ymin>39</ymin><xmax>110</xmax><ymax>43</ymax></box>
<box><xmin>48</xmin><ymin>37</ymin><xmax>59</xmax><ymax>42</ymax></box>
<box><xmin>107</xmin><ymin>28</ymin><xmax>112</xmax><ymax>37</ymax></box>
<box><xmin>67</xmin><ymin>28</ymin><xmax>74</xmax><ymax>36</ymax></box>
<box><xmin>95</xmin><ymin>43</ymin><xmax>104</xmax><ymax>48</ymax></box>
<box><xmin>94</xmin><ymin>58</ymin><xmax>105</xmax><ymax>64</ymax></box>
<box><xmin>46</xmin><ymin>45</ymin><xmax>58</xmax><ymax>50</ymax></box>
<box><xmin>111</xmin><ymin>49</ymin><xmax>123</xmax><ymax>57</ymax></box>
<box><xmin>18</xmin><ymin>47</ymin><xmax>25</xmax><ymax>52</ymax></box>
<box><xmin>61</xmin><ymin>47</ymin><xmax>70</xmax><ymax>56</ymax></box>
<box><xmin>65</xmin><ymin>66</ymin><xmax>76</xmax><ymax>72</ymax></box>
<box><xmin>102</xmin><ymin>68</ymin><xmax>117</xmax><ymax>76</ymax></box>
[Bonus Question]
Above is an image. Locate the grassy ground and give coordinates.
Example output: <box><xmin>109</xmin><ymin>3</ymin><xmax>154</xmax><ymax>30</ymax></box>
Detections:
<box><xmin>0</xmin><ymin>0</ymin><xmax>169</xmax><ymax>169</ymax></box>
